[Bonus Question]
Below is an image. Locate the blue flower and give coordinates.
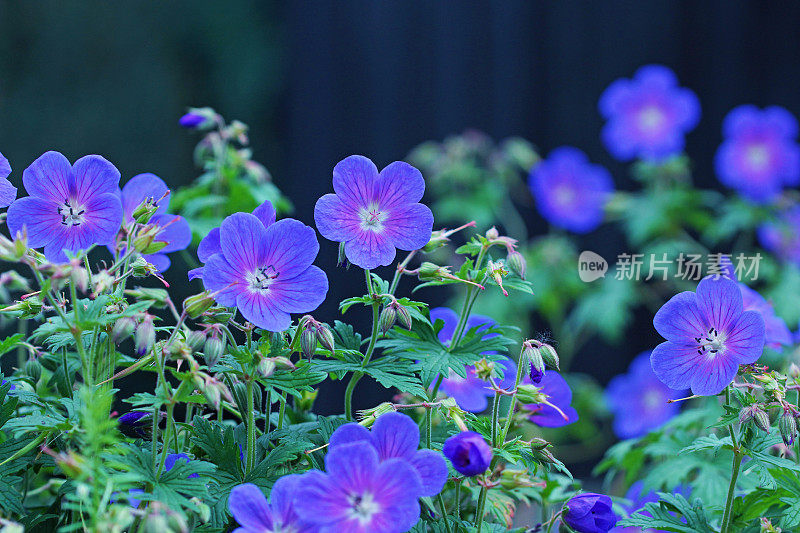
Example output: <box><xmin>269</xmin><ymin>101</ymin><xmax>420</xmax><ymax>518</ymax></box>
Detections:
<box><xmin>328</xmin><ymin>412</ymin><xmax>448</xmax><ymax>498</ymax></box>
<box><xmin>528</xmin><ymin>147</ymin><xmax>613</xmax><ymax>234</ymax></box>
<box><xmin>522</xmin><ymin>371</ymin><xmax>579</xmax><ymax>428</ymax></box>
<box><xmin>293</xmin><ymin>441</ymin><xmax>423</xmax><ymax>533</ymax></box>
<box><xmin>605</xmin><ymin>352</ymin><xmax>684</xmax><ymax>439</ymax></box>
<box><xmin>178</xmin><ymin>112</ymin><xmax>206</xmax><ymax>129</ymax></box>
<box><xmin>442</xmin><ymin>431</ymin><xmax>492</xmax><ymax>477</ymax></box>
<box><xmin>7</xmin><ymin>151</ymin><xmax>123</xmax><ymax>263</ymax></box>
<box><xmin>599</xmin><ymin>65</ymin><xmax>700</xmax><ymax>162</ymax></box>
<box><xmin>115</xmin><ymin>173</ymin><xmax>191</xmax><ymax>272</ymax></box>
<box><xmin>652</xmin><ymin>276</ymin><xmax>765</xmax><ymax>396</ymax></box>
<box><xmin>563</xmin><ymin>493</ymin><xmax>617</xmax><ymax>533</ymax></box>
<box><xmin>758</xmin><ymin>205</ymin><xmax>800</xmax><ymax>266</ymax></box>
<box><xmin>715</xmin><ymin>105</ymin><xmax>800</xmax><ymax>203</ymax></box>
<box><xmin>229</xmin><ymin>478</ymin><xmax>318</xmax><ymax>533</ymax></box>
<box><xmin>0</xmin><ymin>151</ymin><xmax>17</xmax><ymax>207</ymax></box>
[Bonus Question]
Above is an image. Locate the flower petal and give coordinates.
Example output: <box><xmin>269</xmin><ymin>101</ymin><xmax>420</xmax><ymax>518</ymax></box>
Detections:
<box><xmin>430</xmin><ymin>307</ymin><xmax>459</xmax><ymax>344</ymax></box>
<box><xmin>72</xmin><ymin>155</ymin><xmax>121</xmax><ymax>202</ymax></box>
<box><xmin>410</xmin><ymin>449</ymin><xmax>448</xmax><ymax>497</ymax></box>
<box><xmin>263</xmin><ymin>219</ymin><xmax>320</xmax><ymax>279</ymax></box>
<box><xmin>293</xmin><ymin>471</ymin><xmax>349</xmax><ymax>525</ymax></box>
<box><xmin>0</xmin><ymin>177</ymin><xmax>16</xmax><ymax>207</ymax></box>
<box><xmin>197</xmin><ymin>227</ymin><xmax>221</xmax><ymax>262</ymax></box>
<box><xmin>0</xmin><ymin>151</ymin><xmax>10</xmax><ymax>179</ymax></box>
<box><xmin>382</xmin><ymin>203</ymin><xmax>434</xmax><ymax>251</ymax></box>
<box><xmin>314</xmin><ymin>193</ymin><xmax>361</xmax><ymax>243</ymax></box>
<box><xmin>120</xmin><ymin>173</ymin><xmax>170</xmax><ymax>218</ymax></box>
<box><xmin>653</xmin><ymin>291</ymin><xmax>705</xmax><ymax>343</ymax></box>
<box><xmin>150</xmin><ymin>214</ymin><xmax>192</xmax><ymax>253</ymax></box>
<box><xmin>376</xmin><ymin>161</ymin><xmax>425</xmax><ymax>208</ymax></box>
<box><xmin>371</xmin><ymin>412</ymin><xmax>419</xmax><ymax>460</ymax></box>
<box><xmin>690</xmin><ymin>351</ymin><xmax>741</xmax><ymax>396</ymax></box>
<box><xmin>6</xmin><ymin>196</ymin><xmax>61</xmax><ymax>247</ymax></box>
<box><xmin>236</xmin><ymin>290</ymin><xmax>292</xmax><ymax>332</ymax></box>
<box><xmin>39</xmin><ymin>193</ymin><xmax>122</xmax><ymax>262</ymax></box>
<box><xmin>725</xmin><ymin>309</ymin><xmax>765</xmax><ymax>364</ymax></box>
<box><xmin>369</xmin><ymin>458</ymin><xmax>423</xmax><ymax>532</ymax></box>
<box><xmin>143</xmin><ymin>253</ymin><xmax>171</xmax><ymax>273</ymax></box>
<box><xmin>202</xmin><ymin>253</ymin><xmax>244</xmax><ymax>306</ymax></box>
<box><xmin>270</xmin><ymin>266</ymin><xmax>328</xmax><ymax>314</ymax></box>
<box><xmin>252</xmin><ymin>200</ymin><xmax>277</xmax><ymax>228</ymax></box>
<box><xmin>344</xmin><ymin>231</ymin><xmax>396</xmax><ymax>269</ymax></box>
<box><xmin>696</xmin><ymin>277</ymin><xmax>743</xmax><ymax>333</ymax></box>
<box><xmin>650</xmin><ymin>341</ymin><xmax>704</xmax><ymax>392</ymax></box>
<box><xmin>220</xmin><ymin>212</ymin><xmax>268</xmax><ymax>270</ymax></box>
<box><xmin>228</xmin><ymin>483</ymin><xmax>273</xmax><ymax>530</ymax></box>
<box><xmin>329</xmin><ymin>423</ymin><xmax>371</xmax><ymax>449</ymax></box>
<box><xmin>332</xmin><ymin>155</ymin><xmax>379</xmax><ymax>207</ymax></box>
<box><xmin>22</xmin><ymin>151</ymin><xmax>73</xmax><ymax>204</ymax></box>
<box><xmin>268</xmin><ymin>474</ymin><xmax>303</xmax><ymax>527</ymax></box>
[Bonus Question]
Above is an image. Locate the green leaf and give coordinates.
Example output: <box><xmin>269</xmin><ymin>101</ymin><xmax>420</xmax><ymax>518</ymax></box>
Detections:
<box><xmin>678</xmin><ymin>434</ymin><xmax>733</xmax><ymax>456</ymax></box>
<box><xmin>312</xmin><ymin>352</ymin><xmax>426</xmax><ymax>396</ymax></box>
<box><xmin>0</xmin><ymin>333</ymin><xmax>24</xmax><ymax>357</ymax></box>
<box><xmin>331</xmin><ymin>320</ymin><xmax>362</xmax><ymax>351</ymax></box>
<box><xmin>191</xmin><ymin>416</ymin><xmax>243</xmax><ymax>481</ymax></box>
<box><xmin>621</xmin><ymin>493</ymin><xmax>713</xmax><ymax>533</ymax></box>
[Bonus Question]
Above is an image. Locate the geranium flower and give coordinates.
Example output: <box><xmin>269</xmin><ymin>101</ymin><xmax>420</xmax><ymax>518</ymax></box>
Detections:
<box><xmin>229</xmin><ymin>478</ymin><xmax>318</xmax><ymax>533</ymax></box>
<box><xmin>522</xmin><ymin>370</ymin><xmax>579</xmax><ymax>428</ymax></box>
<box><xmin>738</xmin><ymin>284</ymin><xmax>792</xmax><ymax>349</ymax></box>
<box><xmin>563</xmin><ymin>493</ymin><xmax>617</xmax><ymax>533</ymax></box>
<box><xmin>200</xmin><ymin>211</ymin><xmax>327</xmax><ymax>331</ymax></box>
<box><xmin>651</xmin><ymin>276</ymin><xmax>765</xmax><ymax>396</ymax></box>
<box><xmin>442</xmin><ymin>431</ymin><xmax>492</xmax><ymax>477</ymax></box>
<box><xmin>328</xmin><ymin>412</ymin><xmax>447</xmax><ymax>498</ymax></box>
<box><xmin>7</xmin><ymin>151</ymin><xmax>123</xmax><ymax>262</ymax></box>
<box><xmin>115</xmin><ymin>173</ymin><xmax>191</xmax><ymax>272</ymax></box>
<box><xmin>314</xmin><ymin>155</ymin><xmax>434</xmax><ymax>269</ymax></box>
<box><xmin>293</xmin><ymin>441</ymin><xmax>423</xmax><ymax>533</ymax></box>
<box><xmin>528</xmin><ymin>147</ymin><xmax>613</xmax><ymax>234</ymax></box>
<box><xmin>430</xmin><ymin>307</ymin><xmax>512</xmax><ymax>412</ymax></box>
<box><xmin>605</xmin><ymin>351</ymin><xmax>684</xmax><ymax>439</ymax></box>
<box><xmin>0</xmin><ymin>151</ymin><xmax>16</xmax><ymax>207</ymax></box>
<box><xmin>715</xmin><ymin>105</ymin><xmax>800</xmax><ymax>203</ymax></box>
<box><xmin>758</xmin><ymin>205</ymin><xmax>800</xmax><ymax>266</ymax></box>
<box><xmin>599</xmin><ymin>65</ymin><xmax>700</xmax><ymax>162</ymax></box>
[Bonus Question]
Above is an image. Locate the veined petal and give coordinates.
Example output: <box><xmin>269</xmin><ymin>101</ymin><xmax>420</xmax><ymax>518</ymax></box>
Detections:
<box><xmin>329</xmin><ymin>423</ymin><xmax>371</xmax><ymax>449</ymax></box>
<box><xmin>220</xmin><ymin>212</ymin><xmax>268</xmax><ymax>270</ymax></box>
<box><xmin>650</xmin><ymin>341</ymin><xmax>704</xmax><ymax>392</ymax></box>
<box><xmin>121</xmin><ymin>173</ymin><xmax>170</xmax><ymax>218</ymax></box>
<box><xmin>202</xmin><ymin>253</ymin><xmax>244</xmax><ymax>307</ymax></box>
<box><xmin>410</xmin><ymin>449</ymin><xmax>448</xmax><ymax>497</ymax></box>
<box><xmin>382</xmin><ymin>203</ymin><xmax>434</xmax><ymax>251</ymax></box>
<box><xmin>653</xmin><ymin>291</ymin><xmax>705</xmax><ymax>343</ymax></box>
<box><xmin>371</xmin><ymin>412</ymin><xmax>419</xmax><ymax>460</ymax></box>
<box><xmin>0</xmin><ymin>151</ymin><xmax>10</xmax><ymax>178</ymax></box>
<box><xmin>72</xmin><ymin>155</ymin><xmax>121</xmax><ymax>202</ymax></box>
<box><xmin>268</xmin><ymin>474</ymin><xmax>303</xmax><ymax>527</ymax></box>
<box><xmin>332</xmin><ymin>155</ymin><xmax>379</xmax><ymax>207</ymax></box>
<box><xmin>6</xmin><ymin>196</ymin><xmax>60</xmax><ymax>247</ymax></box>
<box><xmin>0</xmin><ymin>177</ymin><xmax>16</xmax><ymax>207</ymax></box>
<box><xmin>376</xmin><ymin>161</ymin><xmax>426</xmax><ymax>208</ymax></box>
<box><xmin>314</xmin><ymin>193</ymin><xmax>362</xmax><ymax>243</ymax></box>
<box><xmin>690</xmin><ymin>351</ymin><xmax>741</xmax><ymax>396</ymax></box>
<box><xmin>696</xmin><ymin>277</ymin><xmax>743</xmax><ymax>333</ymax></box>
<box><xmin>324</xmin><ymin>441</ymin><xmax>380</xmax><ymax>492</ymax></box>
<box><xmin>236</xmin><ymin>290</ymin><xmax>292</xmax><ymax>332</ymax></box>
<box><xmin>262</xmin><ymin>219</ymin><xmax>320</xmax><ymax>279</ymax></box>
<box><xmin>430</xmin><ymin>307</ymin><xmax>459</xmax><ymax>344</ymax></box>
<box><xmin>197</xmin><ymin>228</ymin><xmax>221</xmax><ymax>262</ymax></box>
<box><xmin>228</xmin><ymin>483</ymin><xmax>272</xmax><ymax>531</ymax></box>
<box><xmin>269</xmin><ymin>266</ymin><xmax>328</xmax><ymax>314</ymax></box>
<box><xmin>252</xmin><ymin>200</ymin><xmax>277</xmax><ymax>228</ymax></box>
<box><xmin>150</xmin><ymin>214</ymin><xmax>191</xmax><ymax>253</ymax></box>
<box><xmin>22</xmin><ymin>151</ymin><xmax>73</xmax><ymax>204</ymax></box>
<box><xmin>344</xmin><ymin>231</ymin><xmax>396</xmax><ymax>269</ymax></box>
<box><xmin>726</xmin><ymin>310</ymin><xmax>765</xmax><ymax>364</ymax></box>
<box><xmin>81</xmin><ymin>192</ymin><xmax>124</xmax><ymax>246</ymax></box>
<box><xmin>293</xmin><ymin>471</ymin><xmax>349</xmax><ymax>525</ymax></box>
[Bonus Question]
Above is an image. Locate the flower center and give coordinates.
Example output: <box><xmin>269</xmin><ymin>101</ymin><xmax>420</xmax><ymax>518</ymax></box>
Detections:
<box><xmin>58</xmin><ymin>198</ymin><xmax>87</xmax><ymax>227</ymax></box>
<box><xmin>359</xmin><ymin>203</ymin><xmax>387</xmax><ymax>232</ymax></box>
<box><xmin>553</xmin><ymin>185</ymin><xmax>575</xmax><ymax>207</ymax></box>
<box><xmin>246</xmin><ymin>265</ymin><xmax>279</xmax><ymax>293</ymax></box>
<box><xmin>638</xmin><ymin>105</ymin><xmax>666</xmax><ymax>133</ymax></box>
<box><xmin>695</xmin><ymin>327</ymin><xmax>727</xmax><ymax>356</ymax></box>
<box><xmin>745</xmin><ymin>143</ymin><xmax>771</xmax><ymax>171</ymax></box>
<box><xmin>348</xmin><ymin>492</ymin><xmax>380</xmax><ymax>525</ymax></box>
<box><xmin>643</xmin><ymin>389</ymin><xmax>662</xmax><ymax>409</ymax></box>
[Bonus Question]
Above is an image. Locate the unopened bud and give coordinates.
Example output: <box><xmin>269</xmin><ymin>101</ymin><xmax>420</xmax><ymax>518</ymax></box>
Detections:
<box><xmin>530</xmin><ymin>437</ymin><xmax>550</xmax><ymax>450</ymax></box>
<box><xmin>131</xmin><ymin>198</ymin><xmax>159</xmax><ymax>224</ymax></box>
<box><xmin>179</xmin><ymin>108</ymin><xmax>217</xmax><ymax>130</ymax></box>
<box><xmin>71</xmin><ymin>267</ymin><xmax>89</xmax><ymax>293</ymax></box>
<box><xmin>135</xmin><ymin>316</ymin><xmax>156</xmax><ymax>356</ymax></box>
<box><xmin>183</xmin><ymin>292</ymin><xmax>215</xmax><ymax>319</ymax></box>
<box><xmin>521</xmin><ymin>341</ymin><xmax>545</xmax><ymax>383</ymax></box>
<box><xmin>316</xmin><ymin>324</ymin><xmax>336</xmax><ymax>354</ymax></box>
<box><xmin>130</xmin><ymin>256</ymin><xmax>158</xmax><ymax>278</ymax></box>
<box><xmin>190</xmin><ymin>497</ymin><xmax>211</xmax><ymax>524</ymax></box>
<box><xmin>740</xmin><ymin>405</ymin><xmax>770</xmax><ymax>432</ymax></box>
<box><xmin>539</xmin><ymin>342</ymin><xmax>560</xmax><ymax>371</ymax></box>
<box><xmin>202</xmin><ymin>307</ymin><xmax>235</xmax><ymax>324</ymax></box>
<box><xmin>92</xmin><ymin>270</ymin><xmax>115</xmax><ymax>295</ymax></box>
<box><xmin>357</xmin><ymin>402</ymin><xmax>395</xmax><ymax>427</ymax></box>
<box><xmin>185</xmin><ymin>330</ymin><xmax>206</xmax><ymax>352</ymax></box>
<box><xmin>422</xmin><ymin>230</ymin><xmax>449</xmax><ymax>253</ymax></box>
<box><xmin>485</xmin><ymin>226</ymin><xmax>500</xmax><ymax>240</ymax></box>
<box><xmin>24</xmin><ymin>359</ymin><xmax>42</xmax><ymax>384</ymax></box>
<box><xmin>779</xmin><ymin>409</ymin><xmax>798</xmax><ymax>446</ymax></box>
<box><xmin>112</xmin><ymin>317</ymin><xmax>137</xmax><ymax>343</ymax></box>
<box><xmin>257</xmin><ymin>358</ymin><xmax>276</xmax><ymax>378</ymax></box>
<box><xmin>379</xmin><ymin>305</ymin><xmax>397</xmax><ymax>334</ymax></box>
<box><xmin>506</xmin><ymin>250</ymin><xmax>527</xmax><ymax>280</ymax></box>
<box><xmin>516</xmin><ymin>384</ymin><xmax>547</xmax><ymax>404</ymax></box>
<box><xmin>271</xmin><ymin>356</ymin><xmax>295</xmax><ymax>370</ymax></box>
<box><xmin>203</xmin><ymin>336</ymin><xmax>225</xmax><ymax>367</ymax></box>
<box><xmin>499</xmin><ymin>468</ymin><xmax>535</xmax><ymax>490</ymax></box>
<box><xmin>1</xmin><ymin>297</ymin><xmax>43</xmax><ymax>318</ymax></box>
<box><xmin>394</xmin><ymin>304</ymin><xmax>412</xmax><ymax>330</ymax></box>
<box><xmin>301</xmin><ymin>327</ymin><xmax>317</xmax><ymax>360</ymax></box>
<box><xmin>132</xmin><ymin>225</ymin><xmax>168</xmax><ymax>254</ymax></box>
<box><xmin>473</xmin><ymin>358</ymin><xmax>495</xmax><ymax>381</ymax></box>
<box><xmin>789</xmin><ymin>363</ymin><xmax>800</xmax><ymax>379</ymax></box>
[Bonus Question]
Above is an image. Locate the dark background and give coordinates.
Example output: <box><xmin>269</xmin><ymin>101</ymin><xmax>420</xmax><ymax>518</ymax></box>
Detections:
<box><xmin>2</xmin><ymin>1</ymin><xmax>800</xmax><ymax>413</ymax></box>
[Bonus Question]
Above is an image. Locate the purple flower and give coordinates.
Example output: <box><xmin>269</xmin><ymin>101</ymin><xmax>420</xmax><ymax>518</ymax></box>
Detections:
<box><xmin>715</xmin><ymin>105</ymin><xmax>800</xmax><ymax>203</ymax></box>
<box><xmin>200</xmin><ymin>211</ymin><xmax>328</xmax><ymax>331</ymax></box>
<box><xmin>0</xmin><ymin>151</ymin><xmax>16</xmax><ymax>207</ymax></box>
<box><xmin>229</xmin><ymin>478</ymin><xmax>318</xmax><ymax>533</ymax></box>
<box><xmin>442</xmin><ymin>431</ymin><xmax>492</xmax><ymax>477</ymax></box>
<box><xmin>117</xmin><ymin>410</ymin><xmax>150</xmax><ymax>439</ymax></box>
<box><xmin>758</xmin><ymin>205</ymin><xmax>800</xmax><ymax>266</ymax></box>
<box><xmin>522</xmin><ymin>371</ymin><xmax>579</xmax><ymax>428</ymax></box>
<box><xmin>314</xmin><ymin>155</ymin><xmax>434</xmax><ymax>270</ymax></box>
<box><xmin>7</xmin><ymin>151</ymin><xmax>123</xmax><ymax>263</ymax></box>
<box><xmin>293</xmin><ymin>441</ymin><xmax>423</xmax><ymax>533</ymax></box>
<box><xmin>528</xmin><ymin>147</ymin><xmax>613</xmax><ymax>234</ymax></box>
<box><xmin>179</xmin><ymin>112</ymin><xmax>206</xmax><ymax>129</ymax></box>
<box><xmin>189</xmin><ymin>200</ymin><xmax>277</xmax><ymax>281</ymax></box>
<box><xmin>605</xmin><ymin>352</ymin><xmax>684</xmax><ymax>439</ymax></box>
<box><xmin>114</xmin><ymin>173</ymin><xmax>191</xmax><ymax>272</ymax></box>
<box><xmin>430</xmin><ymin>307</ymin><xmax>512</xmax><ymax>412</ymax></box>
<box><xmin>563</xmin><ymin>493</ymin><xmax>617</xmax><ymax>533</ymax></box>
<box><xmin>652</xmin><ymin>276</ymin><xmax>765</xmax><ymax>396</ymax></box>
<box><xmin>599</xmin><ymin>65</ymin><xmax>700</xmax><ymax>162</ymax></box>
<box><xmin>739</xmin><ymin>284</ymin><xmax>792</xmax><ymax>349</ymax></box>
<box><xmin>328</xmin><ymin>412</ymin><xmax>448</xmax><ymax>497</ymax></box>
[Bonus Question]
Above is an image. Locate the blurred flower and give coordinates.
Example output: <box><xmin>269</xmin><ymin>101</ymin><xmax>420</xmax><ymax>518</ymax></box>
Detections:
<box><xmin>7</xmin><ymin>151</ymin><xmax>123</xmax><ymax>262</ymax></box>
<box><xmin>715</xmin><ymin>105</ymin><xmax>800</xmax><ymax>203</ymax></box>
<box><xmin>758</xmin><ymin>205</ymin><xmax>800</xmax><ymax>266</ymax></box>
<box><xmin>563</xmin><ymin>493</ymin><xmax>617</xmax><ymax>533</ymax></box>
<box><xmin>115</xmin><ymin>173</ymin><xmax>191</xmax><ymax>272</ymax></box>
<box><xmin>200</xmin><ymin>212</ymin><xmax>327</xmax><ymax>331</ymax></box>
<box><xmin>328</xmin><ymin>412</ymin><xmax>447</xmax><ymax>497</ymax></box>
<box><xmin>229</xmin><ymin>478</ymin><xmax>317</xmax><ymax>533</ymax></box>
<box><xmin>314</xmin><ymin>155</ymin><xmax>434</xmax><ymax>269</ymax></box>
<box><xmin>442</xmin><ymin>431</ymin><xmax>492</xmax><ymax>477</ymax></box>
<box><xmin>178</xmin><ymin>112</ymin><xmax>206</xmax><ymax>129</ymax></box>
<box><xmin>293</xmin><ymin>441</ymin><xmax>422</xmax><ymax>532</ymax></box>
<box><xmin>605</xmin><ymin>351</ymin><xmax>684</xmax><ymax>439</ymax></box>
<box><xmin>117</xmin><ymin>410</ymin><xmax>150</xmax><ymax>439</ymax></box>
<box><xmin>652</xmin><ymin>276</ymin><xmax>765</xmax><ymax>396</ymax></box>
<box><xmin>599</xmin><ymin>65</ymin><xmax>700</xmax><ymax>162</ymax></box>
<box><xmin>522</xmin><ymin>370</ymin><xmax>579</xmax><ymax>428</ymax></box>
<box><xmin>0</xmin><ymin>151</ymin><xmax>16</xmax><ymax>207</ymax></box>
<box><xmin>528</xmin><ymin>147</ymin><xmax>613</xmax><ymax>234</ymax></box>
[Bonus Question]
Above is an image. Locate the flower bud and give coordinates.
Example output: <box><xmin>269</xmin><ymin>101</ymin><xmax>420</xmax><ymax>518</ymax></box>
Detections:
<box><xmin>131</xmin><ymin>198</ymin><xmax>159</xmax><ymax>224</ymax></box>
<box><xmin>539</xmin><ymin>342</ymin><xmax>560</xmax><ymax>371</ymax></box>
<box><xmin>393</xmin><ymin>303</ymin><xmax>412</xmax><ymax>330</ymax></box>
<box><xmin>179</xmin><ymin>107</ymin><xmax>217</xmax><ymax>130</ymax></box>
<box><xmin>357</xmin><ymin>402</ymin><xmax>395</xmax><ymax>427</ymax></box>
<box><xmin>185</xmin><ymin>330</ymin><xmax>206</xmax><ymax>353</ymax></box>
<box><xmin>71</xmin><ymin>267</ymin><xmax>89</xmax><ymax>293</ymax></box>
<box><xmin>133</xmin><ymin>226</ymin><xmax>168</xmax><ymax>255</ymax></box>
<box><xmin>1</xmin><ymin>297</ymin><xmax>43</xmax><ymax>318</ymax></box>
<box><xmin>379</xmin><ymin>305</ymin><xmax>397</xmax><ymax>334</ymax></box>
<box><xmin>91</xmin><ymin>270</ymin><xmax>115</xmax><ymax>295</ymax></box>
<box><xmin>521</xmin><ymin>341</ymin><xmax>545</xmax><ymax>383</ymax></box>
<box><xmin>529</xmin><ymin>437</ymin><xmax>550</xmax><ymax>451</ymax></box>
<box><xmin>256</xmin><ymin>358</ymin><xmax>276</xmax><ymax>379</ymax></box>
<box><xmin>422</xmin><ymin>230</ymin><xmax>449</xmax><ymax>253</ymax></box>
<box><xmin>0</xmin><ymin>520</ymin><xmax>24</xmax><ymax>533</ymax></box>
<box><xmin>473</xmin><ymin>358</ymin><xmax>495</xmax><ymax>381</ymax></box>
<box><xmin>203</xmin><ymin>336</ymin><xmax>225</xmax><ymax>367</ymax></box>
<box><xmin>563</xmin><ymin>494</ymin><xmax>616</xmax><ymax>533</ymax></box>
<box><xmin>499</xmin><ymin>468</ymin><xmax>535</xmax><ymax>490</ymax></box>
<box><xmin>505</xmin><ymin>250</ymin><xmax>527</xmax><ymax>280</ymax></box>
<box><xmin>202</xmin><ymin>307</ymin><xmax>235</xmax><ymax>324</ymax></box>
<box><xmin>300</xmin><ymin>327</ymin><xmax>317</xmax><ymax>360</ymax></box>
<box><xmin>112</xmin><ymin>316</ymin><xmax>137</xmax><ymax>344</ymax></box>
<box><xmin>316</xmin><ymin>323</ymin><xmax>336</xmax><ymax>354</ymax></box>
<box><xmin>442</xmin><ymin>431</ymin><xmax>492</xmax><ymax>476</ymax></box>
<box><xmin>487</xmin><ymin>260</ymin><xmax>509</xmax><ymax>297</ymax></box>
<box><xmin>24</xmin><ymin>359</ymin><xmax>42</xmax><ymax>384</ymax></box>
<box><xmin>135</xmin><ymin>316</ymin><xmax>156</xmax><ymax>356</ymax></box>
<box><xmin>130</xmin><ymin>256</ymin><xmax>158</xmax><ymax>278</ymax></box>
<box><xmin>485</xmin><ymin>226</ymin><xmax>500</xmax><ymax>240</ymax></box>
<box><xmin>789</xmin><ymin>363</ymin><xmax>800</xmax><ymax>380</ymax></box>
<box><xmin>740</xmin><ymin>405</ymin><xmax>770</xmax><ymax>433</ymax></box>
<box><xmin>515</xmin><ymin>384</ymin><xmax>547</xmax><ymax>404</ymax></box>
<box><xmin>190</xmin><ymin>497</ymin><xmax>211</xmax><ymax>524</ymax></box>
<box><xmin>779</xmin><ymin>409</ymin><xmax>798</xmax><ymax>446</ymax></box>
<box><xmin>183</xmin><ymin>292</ymin><xmax>215</xmax><ymax>319</ymax></box>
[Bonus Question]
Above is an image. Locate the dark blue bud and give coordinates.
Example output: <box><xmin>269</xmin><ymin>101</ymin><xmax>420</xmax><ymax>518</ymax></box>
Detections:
<box><xmin>563</xmin><ymin>493</ymin><xmax>617</xmax><ymax>533</ymax></box>
<box><xmin>179</xmin><ymin>112</ymin><xmax>206</xmax><ymax>129</ymax></box>
<box><xmin>442</xmin><ymin>431</ymin><xmax>492</xmax><ymax>477</ymax></box>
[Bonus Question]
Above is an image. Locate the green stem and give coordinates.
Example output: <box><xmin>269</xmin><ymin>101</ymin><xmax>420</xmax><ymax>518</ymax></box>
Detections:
<box><xmin>278</xmin><ymin>392</ymin><xmax>287</xmax><ymax>430</ymax></box>
<box><xmin>343</xmin><ymin>269</ymin><xmax>380</xmax><ymax>421</ymax></box>
<box><xmin>246</xmin><ymin>379</ymin><xmax>256</xmax><ymax>474</ymax></box>
<box><xmin>499</xmin><ymin>359</ymin><xmax>526</xmax><ymax>443</ymax></box>
<box><xmin>490</xmin><ymin>390</ymin><xmax>501</xmax><ymax>447</ymax></box>
<box><xmin>157</xmin><ymin>402</ymin><xmax>175</xmax><ymax>478</ymax></box>
<box><xmin>476</xmin><ymin>386</ymin><xmax>503</xmax><ymax>532</ymax></box>
<box><xmin>437</xmin><ymin>493</ymin><xmax>453</xmax><ymax>533</ymax></box>
<box><xmin>720</xmin><ymin>386</ymin><xmax>742</xmax><ymax>533</ymax></box>
<box><xmin>475</xmin><ymin>486</ymin><xmax>488</xmax><ymax>533</ymax></box>
<box><xmin>425</xmin><ymin>406</ymin><xmax>433</xmax><ymax>449</ymax></box>
<box><xmin>388</xmin><ymin>250</ymin><xmax>417</xmax><ymax>295</ymax></box>
<box><xmin>151</xmin><ymin>404</ymin><xmax>159</xmax><ymax>472</ymax></box>
<box><xmin>454</xmin><ymin>480</ymin><xmax>461</xmax><ymax>520</ymax></box>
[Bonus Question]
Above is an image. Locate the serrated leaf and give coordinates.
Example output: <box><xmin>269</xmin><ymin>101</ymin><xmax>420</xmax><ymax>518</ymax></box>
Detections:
<box><xmin>0</xmin><ymin>334</ymin><xmax>24</xmax><ymax>357</ymax></box>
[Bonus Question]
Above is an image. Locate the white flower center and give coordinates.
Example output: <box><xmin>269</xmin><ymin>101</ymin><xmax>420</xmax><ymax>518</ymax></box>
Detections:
<box><xmin>553</xmin><ymin>185</ymin><xmax>575</xmax><ymax>207</ymax></box>
<box><xmin>643</xmin><ymin>389</ymin><xmax>662</xmax><ymax>409</ymax></box>
<box><xmin>638</xmin><ymin>105</ymin><xmax>666</xmax><ymax>132</ymax></box>
<box><xmin>246</xmin><ymin>265</ymin><xmax>279</xmax><ymax>293</ymax></box>
<box><xmin>58</xmin><ymin>198</ymin><xmax>87</xmax><ymax>227</ymax></box>
<box><xmin>695</xmin><ymin>327</ymin><xmax>727</xmax><ymax>357</ymax></box>
<box><xmin>348</xmin><ymin>492</ymin><xmax>380</xmax><ymax>525</ymax></box>
<box><xmin>359</xmin><ymin>203</ymin><xmax>387</xmax><ymax>232</ymax></box>
<box><xmin>745</xmin><ymin>143</ymin><xmax>770</xmax><ymax>171</ymax></box>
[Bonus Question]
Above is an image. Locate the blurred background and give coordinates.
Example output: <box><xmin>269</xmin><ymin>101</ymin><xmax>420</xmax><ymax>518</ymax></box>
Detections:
<box><xmin>3</xmin><ymin>0</ymin><xmax>800</xmax><ymax>470</ymax></box>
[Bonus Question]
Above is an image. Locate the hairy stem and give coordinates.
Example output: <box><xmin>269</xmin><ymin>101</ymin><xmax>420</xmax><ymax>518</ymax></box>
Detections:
<box><xmin>343</xmin><ymin>269</ymin><xmax>380</xmax><ymax>421</ymax></box>
<box><xmin>245</xmin><ymin>378</ymin><xmax>256</xmax><ymax>474</ymax></box>
<box><xmin>720</xmin><ymin>386</ymin><xmax>741</xmax><ymax>533</ymax></box>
